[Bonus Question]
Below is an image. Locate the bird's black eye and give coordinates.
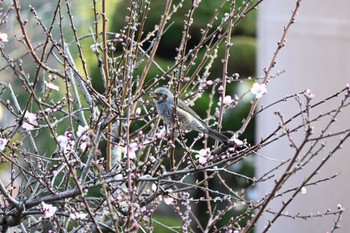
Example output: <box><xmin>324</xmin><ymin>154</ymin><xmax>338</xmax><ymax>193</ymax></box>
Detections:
<box><xmin>162</xmin><ymin>94</ymin><xmax>167</xmax><ymax>100</ymax></box>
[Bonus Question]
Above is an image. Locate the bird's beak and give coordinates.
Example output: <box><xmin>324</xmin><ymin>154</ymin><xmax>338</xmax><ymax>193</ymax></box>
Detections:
<box><xmin>146</xmin><ymin>93</ymin><xmax>157</xmax><ymax>99</ymax></box>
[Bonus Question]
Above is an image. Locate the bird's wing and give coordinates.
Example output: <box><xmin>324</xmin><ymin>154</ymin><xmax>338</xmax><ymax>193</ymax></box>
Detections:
<box><xmin>177</xmin><ymin>99</ymin><xmax>203</xmax><ymax>121</ymax></box>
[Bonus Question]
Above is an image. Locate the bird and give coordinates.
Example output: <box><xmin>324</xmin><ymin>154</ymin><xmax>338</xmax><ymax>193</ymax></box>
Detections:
<box><xmin>152</xmin><ymin>87</ymin><xmax>228</xmax><ymax>143</ymax></box>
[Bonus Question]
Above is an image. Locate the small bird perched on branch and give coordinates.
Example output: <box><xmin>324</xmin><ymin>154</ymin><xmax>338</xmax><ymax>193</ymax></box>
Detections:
<box><xmin>152</xmin><ymin>87</ymin><xmax>228</xmax><ymax>143</ymax></box>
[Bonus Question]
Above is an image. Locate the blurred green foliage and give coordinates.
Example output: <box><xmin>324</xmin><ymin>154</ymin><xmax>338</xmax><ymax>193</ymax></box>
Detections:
<box><xmin>110</xmin><ymin>0</ymin><xmax>257</xmax><ymax>138</ymax></box>
<box><xmin>109</xmin><ymin>4</ymin><xmax>257</xmax><ymax>230</ymax></box>
<box><xmin>107</xmin><ymin>1</ymin><xmax>256</xmax><ymax>231</ymax></box>
<box><xmin>152</xmin><ymin>214</ymin><xmax>182</xmax><ymax>232</ymax></box>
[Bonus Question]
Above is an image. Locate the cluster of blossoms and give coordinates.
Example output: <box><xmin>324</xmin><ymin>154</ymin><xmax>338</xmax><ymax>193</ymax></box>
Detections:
<box><xmin>41</xmin><ymin>202</ymin><xmax>87</xmax><ymax>220</ymax></box>
<box><xmin>22</xmin><ymin>112</ymin><xmax>38</xmax><ymax>131</ymax></box>
<box><xmin>195</xmin><ymin>148</ymin><xmax>211</xmax><ymax>165</ymax></box>
<box><xmin>0</xmin><ymin>111</ymin><xmax>39</xmax><ymax>147</ymax></box>
<box><xmin>41</xmin><ymin>202</ymin><xmax>57</xmax><ymax>219</ymax></box>
<box><xmin>57</xmin><ymin>125</ymin><xmax>90</xmax><ymax>154</ymax></box>
<box><xmin>195</xmin><ymin>136</ymin><xmax>244</xmax><ymax>165</ymax></box>
<box><xmin>218</xmin><ymin>95</ymin><xmax>237</xmax><ymax>108</ymax></box>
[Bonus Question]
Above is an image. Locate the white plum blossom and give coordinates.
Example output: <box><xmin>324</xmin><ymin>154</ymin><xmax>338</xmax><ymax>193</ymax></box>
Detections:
<box><xmin>219</xmin><ymin>95</ymin><xmax>235</xmax><ymax>107</ymax></box>
<box><xmin>70</xmin><ymin>212</ymin><xmax>88</xmax><ymax>220</ymax></box>
<box><xmin>79</xmin><ymin>139</ymin><xmax>88</xmax><ymax>151</ymax></box>
<box><xmin>22</xmin><ymin>112</ymin><xmax>38</xmax><ymax>130</ymax></box>
<box><xmin>195</xmin><ymin>148</ymin><xmax>210</xmax><ymax>165</ymax></box>
<box><xmin>112</xmin><ymin>145</ymin><xmax>125</xmax><ymax>164</ymax></box>
<box><xmin>41</xmin><ymin>202</ymin><xmax>57</xmax><ymax>218</ymax></box>
<box><xmin>223</xmin><ymin>96</ymin><xmax>233</xmax><ymax>105</ymax></box>
<box><xmin>77</xmin><ymin>125</ymin><xmax>88</xmax><ymax>137</ymax></box>
<box><xmin>154</xmin><ymin>127</ymin><xmax>166</xmax><ymax>140</ymax></box>
<box><xmin>57</xmin><ymin>132</ymin><xmax>75</xmax><ymax>154</ymax></box>
<box><xmin>57</xmin><ymin>135</ymin><xmax>69</xmax><ymax>152</ymax></box>
<box><xmin>305</xmin><ymin>89</ymin><xmax>315</xmax><ymax>99</ymax></box>
<box><xmin>135</xmin><ymin>107</ymin><xmax>141</xmax><ymax>116</ymax></box>
<box><xmin>206</xmin><ymin>80</ymin><xmax>213</xmax><ymax>86</ymax></box>
<box><xmin>163</xmin><ymin>196</ymin><xmax>174</xmax><ymax>205</ymax></box>
<box><xmin>111</xmin><ymin>142</ymin><xmax>138</xmax><ymax>163</ymax></box>
<box><xmin>301</xmin><ymin>187</ymin><xmax>307</xmax><ymax>194</ymax></box>
<box><xmin>151</xmin><ymin>183</ymin><xmax>157</xmax><ymax>192</ymax></box>
<box><xmin>230</xmin><ymin>135</ymin><xmax>244</xmax><ymax>146</ymax></box>
<box><xmin>250</xmin><ymin>82</ymin><xmax>267</xmax><ymax>99</ymax></box>
<box><xmin>0</xmin><ymin>33</ymin><xmax>8</xmax><ymax>42</ymax></box>
<box><xmin>77</xmin><ymin>125</ymin><xmax>89</xmax><ymax>151</ymax></box>
<box><xmin>0</xmin><ymin>138</ymin><xmax>8</xmax><ymax>151</ymax></box>
<box><xmin>127</xmin><ymin>142</ymin><xmax>138</xmax><ymax>159</ymax></box>
<box><xmin>44</xmin><ymin>81</ymin><xmax>59</xmax><ymax>91</ymax></box>
<box><xmin>193</xmin><ymin>0</ymin><xmax>201</xmax><ymax>8</ymax></box>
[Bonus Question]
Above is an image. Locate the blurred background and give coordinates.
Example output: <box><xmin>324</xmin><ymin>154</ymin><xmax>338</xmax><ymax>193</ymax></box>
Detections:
<box><xmin>257</xmin><ymin>0</ymin><xmax>350</xmax><ymax>232</ymax></box>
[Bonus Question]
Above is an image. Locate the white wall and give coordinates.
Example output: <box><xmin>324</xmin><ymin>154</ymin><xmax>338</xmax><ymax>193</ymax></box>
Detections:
<box><xmin>256</xmin><ymin>0</ymin><xmax>350</xmax><ymax>232</ymax></box>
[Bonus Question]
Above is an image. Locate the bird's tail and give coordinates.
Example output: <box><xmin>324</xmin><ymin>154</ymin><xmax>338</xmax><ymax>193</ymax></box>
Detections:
<box><xmin>207</xmin><ymin>127</ymin><xmax>228</xmax><ymax>143</ymax></box>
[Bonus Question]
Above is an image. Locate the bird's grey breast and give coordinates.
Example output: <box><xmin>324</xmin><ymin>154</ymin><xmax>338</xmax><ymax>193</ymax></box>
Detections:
<box><xmin>156</xmin><ymin>100</ymin><xmax>174</xmax><ymax>126</ymax></box>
